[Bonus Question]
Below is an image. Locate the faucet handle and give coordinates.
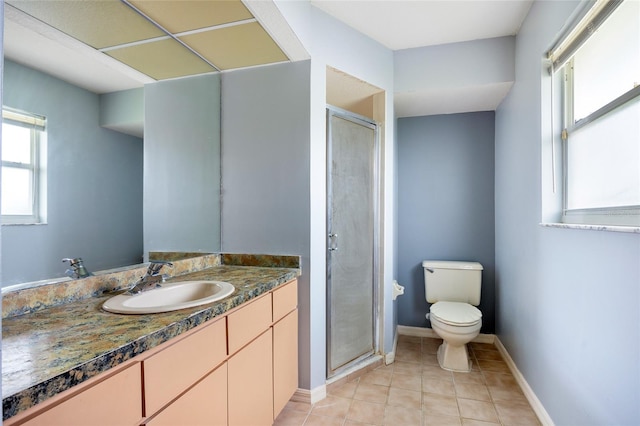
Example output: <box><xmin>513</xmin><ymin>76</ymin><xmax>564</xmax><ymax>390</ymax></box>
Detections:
<box><xmin>147</xmin><ymin>260</ymin><xmax>174</xmax><ymax>275</ymax></box>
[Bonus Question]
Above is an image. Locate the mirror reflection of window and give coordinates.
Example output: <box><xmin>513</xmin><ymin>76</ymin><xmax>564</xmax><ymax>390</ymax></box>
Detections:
<box><xmin>1</xmin><ymin>107</ymin><xmax>47</xmax><ymax>225</ymax></box>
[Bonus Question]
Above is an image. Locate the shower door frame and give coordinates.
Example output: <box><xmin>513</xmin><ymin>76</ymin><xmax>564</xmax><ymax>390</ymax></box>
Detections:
<box><xmin>326</xmin><ymin>105</ymin><xmax>381</xmax><ymax>379</ymax></box>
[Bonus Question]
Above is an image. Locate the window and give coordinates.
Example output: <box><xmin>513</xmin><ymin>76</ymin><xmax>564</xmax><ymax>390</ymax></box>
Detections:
<box><xmin>2</xmin><ymin>108</ymin><xmax>46</xmax><ymax>224</ymax></box>
<box><xmin>549</xmin><ymin>0</ymin><xmax>640</xmax><ymax>227</ymax></box>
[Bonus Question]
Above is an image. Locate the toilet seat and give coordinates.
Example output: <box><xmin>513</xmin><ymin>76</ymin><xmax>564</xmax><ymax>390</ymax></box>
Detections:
<box><xmin>430</xmin><ymin>301</ymin><xmax>482</xmax><ymax>326</ymax></box>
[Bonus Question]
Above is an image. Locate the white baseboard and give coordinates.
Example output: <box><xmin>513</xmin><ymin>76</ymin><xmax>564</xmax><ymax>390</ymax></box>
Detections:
<box><xmin>494</xmin><ymin>337</ymin><xmax>554</xmax><ymax>426</ymax></box>
<box><xmin>397</xmin><ymin>325</ymin><xmax>553</xmax><ymax>426</ymax></box>
<box><xmin>396</xmin><ymin>325</ymin><xmax>495</xmax><ymax>344</ymax></box>
<box><xmin>292</xmin><ymin>385</ymin><xmax>326</xmax><ymax>405</ymax></box>
<box><xmin>384</xmin><ymin>329</ymin><xmax>399</xmax><ymax>365</ymax></box>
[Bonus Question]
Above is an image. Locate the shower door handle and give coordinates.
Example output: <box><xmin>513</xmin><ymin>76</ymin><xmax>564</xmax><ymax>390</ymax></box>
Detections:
<box><xmin>328</xmin><ymin>233</ymin><xmax>338</xmax><ymax>251</ymax></box>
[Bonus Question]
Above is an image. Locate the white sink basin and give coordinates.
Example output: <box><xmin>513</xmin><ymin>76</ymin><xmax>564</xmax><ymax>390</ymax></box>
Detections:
<box><xmin>102</xmin><ymin>281</ymin><xmax>235</xmax><ymax>314</ymax></box>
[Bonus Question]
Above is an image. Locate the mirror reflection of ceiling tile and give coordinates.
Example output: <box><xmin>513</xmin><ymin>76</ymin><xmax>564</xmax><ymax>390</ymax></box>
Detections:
<box><xmin>105</xmin><ymin>38</ymin><xmax>216</xmax><ymax>80</ymax></box>
<box><xmin>129</xmin><ymin>0</ymin><xmax>254</xmax><ymax>34</ymax></box>
<box><xmin>180</xmin><ymin>22</ymin><xmax>288</xmax><ymax>70</ymax></box>
<box><xmin>7</xmin><ymin>0</ymin><xmax>165</xmax><ymax>49</ymax></box>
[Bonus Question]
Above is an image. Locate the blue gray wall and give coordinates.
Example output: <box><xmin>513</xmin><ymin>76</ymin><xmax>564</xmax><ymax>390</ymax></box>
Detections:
<box><xmin>397</xmin><ymin>112</ymin><xmax>495</xmax><ymax>333</ymax></box>
<box><xmin>496</xmin><ymin>1</ymin><xmax>640</xmax><ymax>424</ymax></box>
<box><xmin>220</xmin><ymin>61</ymin><xmax>311</xmax><ymax>388</ymax></box>
<box><xmin>143</xmin><ymin>74</ymin><xmax>221</xmax><ymax>256</ymax></box>
<box><xmin>2</xmin><ymin>60</ymin><xmax>143</xmax><ymax>286</ymax></box>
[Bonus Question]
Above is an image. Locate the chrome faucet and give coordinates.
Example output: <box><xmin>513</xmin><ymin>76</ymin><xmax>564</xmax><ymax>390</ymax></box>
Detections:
<box><xmin>128</xmin><ymin>261</ymin><xmax>174</xmax><ymax>294</ymax></box>
<box><xmin>62</xmin><ymin>257</ymin><xmax>92</xmax><ymax>279</ymax></box>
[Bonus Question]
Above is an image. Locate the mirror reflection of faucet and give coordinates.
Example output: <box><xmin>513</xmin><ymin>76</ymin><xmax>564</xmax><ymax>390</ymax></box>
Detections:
<box><xmin>62</xmin><ymin>257</ymin><xmax>93</xmax><ymax>279</ymax></box>
<box><xmin>128</xmin><ymin>261</ymin><xmax>174</xmax><ymax>295</ymax></box>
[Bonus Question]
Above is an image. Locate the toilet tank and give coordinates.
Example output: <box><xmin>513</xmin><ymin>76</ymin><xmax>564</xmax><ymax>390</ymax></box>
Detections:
<box><xmin>423</xmin><ymin>260</ymin><xmax>483</xmax><ymax>305</ymax></box>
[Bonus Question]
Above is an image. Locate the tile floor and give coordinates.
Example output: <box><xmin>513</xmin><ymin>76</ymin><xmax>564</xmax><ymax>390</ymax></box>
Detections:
<box><xmin>274</xmin><ymin>335</ymin><xmax>541</xmax><ymax>426</ymax></box>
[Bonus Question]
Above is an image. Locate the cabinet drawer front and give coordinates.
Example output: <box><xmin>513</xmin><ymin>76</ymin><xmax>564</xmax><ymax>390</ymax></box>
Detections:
<box><xmin>22</xmin><ymin>363</ymin><xmax>142</xmax><ymax>426</ymax></box>
<box><xmin>144</xmin><ymin>317</ymin><xmax>226</xmax><ymax>415</ymax></box>
<box><xmin>227</xmin><ymin>294</ymin><xmax>272</xmax><ymax>354</ymax></box>
<box><xmin>272</xmin><ymin>280</ymin><xmax>298</xmax><ymax>322</ymax></box>
<box><xmin>146</xmin><ymin>363</ymin><xmax>227</xmax><ymax>426</ymax></box>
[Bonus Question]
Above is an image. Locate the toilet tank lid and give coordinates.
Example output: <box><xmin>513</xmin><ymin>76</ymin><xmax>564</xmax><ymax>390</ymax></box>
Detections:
<box><xmin>422</xmin><ymin>260</ymin><xmax>483</xmax><ymax>270</ymax></box>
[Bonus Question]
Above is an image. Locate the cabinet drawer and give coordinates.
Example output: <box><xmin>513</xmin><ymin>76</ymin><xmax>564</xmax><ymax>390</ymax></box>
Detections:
<box><xmin>22</xmin><ymin>363</ymin><xmax>142</xmax><ymax>426</ymax></box>
<box><xmin>144</xmin><ymin>317</ymin><xmax>226</xmax><ymax>415</ymax></box>
<box><xmin>227</xmin><ymin>294</ymin><xmax>272</xmax><ymax>354</ymax></box>
<box><xmin>273</xmin><ymin>280</ymin><xmax>297</xmax><ymax>322</ymax></box>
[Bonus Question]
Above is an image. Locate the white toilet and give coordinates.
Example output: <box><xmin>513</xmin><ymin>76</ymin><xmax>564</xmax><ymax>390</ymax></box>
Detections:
<box><xmin>423</xmin><ymin>260</ymin><xmax>483</xmax><ymax>373</ymax></box>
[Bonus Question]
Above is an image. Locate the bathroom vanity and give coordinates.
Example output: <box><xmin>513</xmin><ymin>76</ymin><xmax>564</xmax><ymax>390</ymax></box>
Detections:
<box><xmin>2</xmin><ymin>254</ymin><xmax>300</xmax><ymax>425</ymax></box>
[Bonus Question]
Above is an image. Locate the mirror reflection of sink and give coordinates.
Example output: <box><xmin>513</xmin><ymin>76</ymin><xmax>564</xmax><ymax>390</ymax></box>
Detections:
<box><xmin>102</xmin><ymin>281</ymin><xmax>235</xmax><ymax>314</ymax></box>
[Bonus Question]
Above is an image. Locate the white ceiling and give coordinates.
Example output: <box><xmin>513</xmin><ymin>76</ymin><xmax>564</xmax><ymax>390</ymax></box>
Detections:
<box><xmin>312</xmin><ymin>0</ymin><xmax>534</xmax><ymax>116</ymax></box>
<box><xmin>311</xmin><ymin>0</ymin><xmax>533</xmax><ymax>50</ymax></box>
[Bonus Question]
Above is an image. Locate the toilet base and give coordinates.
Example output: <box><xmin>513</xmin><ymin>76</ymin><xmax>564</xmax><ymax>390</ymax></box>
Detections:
<box><xmin>437</xmin><ymin>341</ymin><xmax>472</xmax><ymax>373</ymax></box>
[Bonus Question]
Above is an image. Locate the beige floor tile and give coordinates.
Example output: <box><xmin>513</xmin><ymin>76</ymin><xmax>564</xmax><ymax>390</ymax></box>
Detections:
<box><xmin>274</xmin><ymin>408</ymin><xmax>309</xmax><ymax>426</ymax></box>
<box><xmin>329</xmin><ymin>379</ymin><xmax>359</xmax><ymax>399</ymax></box>
<box><xmin>304</xmin><ymin>413</ymin><xmax>346</xmax><ymax>426</ymax></box>
<box><xmin>454</xmin><ymin>383</ymin><xmax>491</xmax><ymax>401</ymax></box>
<box><xmin>394</xmin><ymin>360</ymin><xmax>423</xmax><ymax>374</ymax></box>
<box><xmin>422</xmin><ymin>340</ymin><xmax>442</xmax><ymax>355</ymax></box>
<box><xmin>354</xmin><ymin>382</ymin><xmax>390</xmax><ymax>404</ymax></box>
<box><xmin>346</xmin><ymin>399</ymin><xmax>385</xmax><ymax>425</ymax></box>
<box><xmin>423</xmin><ymin>393</ymin><xmax>460</xmax><ymax>417</ymax></box>
<box><xmin>395</xmin><ymin>348</ymin><xmax>423</xmax><ymax>364</ymax></box>
<box><xmin>310</xmin><ymin>395</ymin><xmax>352</xmax><ymax>419</ymax></box>
<box><xmin>391</xmin><ymin>371</ymin><xmax>423</xmax><ymax>391</ymax></box>
<box><xmin>453</xmin><ymin>371</ymin><xmax>485</xmax><ymax>385</ymax></box>
<box><xmin>361</xmin><ymin>369</ymin><xmax>393</xmax><ymax>387</ymax></box>
<box><xmin>469</xmin><ymin>342</ymin><xmax>498</xmax><ymax>353</ymax></box>
<box><xmin>457</xmin><ymin>398</ymin><xmax>499</xmax><ymax>423</ymax></box>
<box><xmin>387</xmin><ymin>387</ymin><xmax>423</xmax><ymax>409</ymax></box>
<box><xmin>494</xmin><ymin>400</ymin><xmax>541</xmax><ymax>425</ymax></box>
<box><xmin>283</xmin><ymin>336</ymin><xmax>541</xmax><ymax>426</ymax></box>
<box><xmin>384</xmin><ymin>405</ymin><xmax>423</xmax><ymax>425</ymax></box>
<box><xmin>482</xmin><ymin>371</ymin><xmax>518</xmax><ymax>387</ymax></box>
<box><xmin>423</xmin><ymin>378</ymin><xmax>455</xmax><ymax>396</ymax></box>
<box><xmin>487</xmin><ymin>383</ymin><xmax>527</xmax><ymax>403</ymax></box>
<box><xmin>422</xmin><ymin>352</ymin><xmax>440</xmax><ymax>366</ymax></box>
<box><xmin>285</xmin><ymin>400</ymin><xmax>313</xmax><ymax>413</ymax></box>
<box><xmin>424</xmin><ymin>413</ymin><xmax>462</xmax><ymax>425</ymax></box>
<box><xmin>423</xmin><ymin>364</ymin><xmax>454</xmax><ymax>381</ymax></box>
<box><xmin>398</xmin><ymin>341</ymin><xmax>422</xmax><ymax>353</ymax></box>
<box><xmin>461</xmin><ymin>419</ymin><xmax>500</xmax><ymax>426</ymax></box>
<box><xmin>477</xmin><ymin>359</ymin><xmax>511</xmax><ymax>374</ymax></box>
<box><xmin>472</xmin><ymin>349</ymin><xmax>503</xmax><ymax>361</ymax></box>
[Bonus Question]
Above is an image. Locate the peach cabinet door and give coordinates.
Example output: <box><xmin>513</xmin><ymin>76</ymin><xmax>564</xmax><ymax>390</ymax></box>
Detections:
<box><xmin>273</xmin><ymin>309</ymin><xmax>298</xmax><ymax>419</ymax></box>
<box><xmin>146</xmin><ymin>363</ymin><xmax>227</xmax><ymax>426</ymax></box>
<box><xmin>21</xmin><ymin>363</ymin><xmax>142</xmax><ymax>426</ymax></box>
<box><xmin>272</xmin><ymin>280</ymin><xmax>298</xmax><ymax>323</ymax></box>
<box><xmin>228</xmin><ymin>329</ymin><xmax>273</xmax><ymax>426</ymax></box>
<box><xmin>144</xmin><ymin>317</ymin><xmax>227</xmax><ymax>415</ymax></box>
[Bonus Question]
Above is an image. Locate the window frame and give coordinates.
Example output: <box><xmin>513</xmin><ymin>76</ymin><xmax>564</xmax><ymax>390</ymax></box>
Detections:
<box><xmin>1</xmin><ymin>107</ymin><xmax>46</xmax><ymax>225</ymax></box>
<box><xmin>551</xmin><ymin>0</ymin><xmax>640</xmax><ymax>228</ymax></box>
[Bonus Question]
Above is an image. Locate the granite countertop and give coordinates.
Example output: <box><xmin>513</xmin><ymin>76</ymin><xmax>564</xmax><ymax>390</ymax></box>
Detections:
<box><xmin>2</xmin><ymin>257</ymin><xmax>300</xmax><ymax>420</ymax></box>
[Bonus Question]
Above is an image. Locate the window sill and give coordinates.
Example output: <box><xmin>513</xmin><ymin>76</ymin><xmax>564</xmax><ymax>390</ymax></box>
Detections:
<box><xmin>540</xmin><ymin>222</ymin><xmax>640</xmax><ymax>234</ymax></box>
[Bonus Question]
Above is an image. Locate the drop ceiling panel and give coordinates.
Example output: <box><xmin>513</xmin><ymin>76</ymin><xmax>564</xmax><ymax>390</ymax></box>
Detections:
<box><xmin>129</xmin><ymin>0</ymin><xmax>253</xmax><ymax>33</ymax></box>
<box><xmin>106</xmin><ymin>38</ymin><xmax>216</xmax><ymax>80</ymax></box>
<box><xmin>179</xmin><ymin>22</ymin><xmax>288</xmax><ymax>70</ymax></box>
<box><xmin>7</xmin><ymin>0</ymin><xmax>165</xmax><ymax>49</ymax></box>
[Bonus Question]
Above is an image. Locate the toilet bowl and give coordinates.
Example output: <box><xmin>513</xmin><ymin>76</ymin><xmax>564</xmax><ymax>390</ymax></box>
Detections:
<box><xmin>429</xmin><ymin>301</ymin><xmax>482</xmax><ymax>372</ymax></box>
